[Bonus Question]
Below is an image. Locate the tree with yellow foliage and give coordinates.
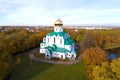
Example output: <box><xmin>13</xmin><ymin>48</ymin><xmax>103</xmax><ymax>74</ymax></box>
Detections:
<box><xmin>82</xmin><ymin>47</ymin><xmax>108</xmax><ymax>79</ymax></box>
<box><xmin>0</xmin><ymin>51</ymin><xmax>12</xmax><ymax>80</ymax></box>
<box><xmin>92</xmin><ymin>58</ymin><xmax>120</xmax><ymax>80</ymax></box>
<box><xmin>82</xmin><ymin>47</ymin><xmax>108</xmax><ymax>65</ymax></box>
<box><xmin>81</xmin><ymin>31</ymin><xmax>97</xmax><ymax>50</ymax></box>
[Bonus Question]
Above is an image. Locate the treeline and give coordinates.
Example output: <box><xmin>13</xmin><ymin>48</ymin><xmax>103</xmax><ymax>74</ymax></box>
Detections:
<box><xmin>0</xmin><ymin>28</ymin><xmax>51</xmax><ymax>80</ymax></box>
<box><xmin>0</xmin><ymin>28</ymin><xmax>52</xmax><ymax>55</ymax></box>
<box><xmin>65</xmin><ymin>28</ymin><xmax>120</xmax><ymax>49</ymax></box>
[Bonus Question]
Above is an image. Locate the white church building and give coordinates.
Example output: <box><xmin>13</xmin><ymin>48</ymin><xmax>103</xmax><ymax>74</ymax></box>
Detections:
<box><xmin>40</xmin><ymin>19</ymin><xmax>77</xmax><ymax>60</ymax></box>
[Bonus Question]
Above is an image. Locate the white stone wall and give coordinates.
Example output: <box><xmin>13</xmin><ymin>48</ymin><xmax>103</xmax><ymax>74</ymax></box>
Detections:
<box><xmin>52</xmin><ymin>52</ymin><xmax>59</xmax><ymax>58</ymax></box>
<box><xmin>51</xmin><ymin>52</ymin><xmax>65</xmax><ymax>59</ymax></box>
<box><xmin>54</xmin><ymin>26</ymin><xmax>63</xmax><ymax>32</ymax></box>
<box><xmin>66</xmin><ymin>52</ymin><xmax>71</xmax><ymax>58</ymax></box>
<box><xmin>58</xmin><ymin>52</ymin><xmax>65</xmax><ymax>59</ymax></box>
<box><xmin>56</xmin><ymin>37</ymin><xmax>64</xmax><ymax>48</ymax></box>
<box><xmin>45</xmin><ymin>35</ymin><xmax>64</xmax><ymax>48</ymax></box>
<box><xmin>40</xmin><ymin>48</ymin><xmax>47</xmax><ymax>54</ymax></box>
<box><xmin>40</xmin><ymin>43</ymin><xmax>46</xmax><ymax>49</ymax></box>
<box><xmin>45</xmin><ymin>36</ymin><xmax>49</xmax><ymax>46</ymax></box>
<box><xmin>64</xmin><ymin>45</ymin><xmax>71</xmax><ymax>51</ymax></box>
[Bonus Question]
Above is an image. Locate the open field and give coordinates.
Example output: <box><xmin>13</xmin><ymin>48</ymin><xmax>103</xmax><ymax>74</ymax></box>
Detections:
<box><xmin>9</xmin><ymin>50</ymin><xmax>87</xmax><ymax>80</ymax></box>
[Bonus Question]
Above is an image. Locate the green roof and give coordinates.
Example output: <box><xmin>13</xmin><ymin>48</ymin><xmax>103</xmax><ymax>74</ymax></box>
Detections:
<box><xmin>64</xmin><ymin>38</ymin><xmax>75</xmax><ymax>45</ymax></box>
<box><xmin>45</xmin><ymin>46</ymin><xmax>54</xmax><ymax>54</ymax></box>
<box><xmin>47</xmin><ymin>31</ymin><xmax>75</xmax><ymax>45</ymax></box>
<box><xmin>64</xmin><ymin>40</ymin><xmax>72</xmax><ymax>45</ymax></box>
<box><xmin>45</xmin><ymin>46</ymin><xmax>70</xmax><ymax>53</ymax></box>
<box><xmin>47</xmin><ymin>32</ymin><xmax>68</xmax><ymax>37</ymax></box>
<box><xmin>52</xmin><ymin>44</ymin><xmax>57</xmax><ymax>49</ymax></box>
<box><xmin>68</xmin><ymin>38</ymin><xmax>75</xmax><ymax>43</ymax></box>
<box><xmin>54</xmin><ymin>47</ymin><xmax>70</xmax><ymax>53</ymax></box>
<box><xmin>45</xmin><ymin>46</ymin><xmax>54</xmax><ymax>50</ymax></box>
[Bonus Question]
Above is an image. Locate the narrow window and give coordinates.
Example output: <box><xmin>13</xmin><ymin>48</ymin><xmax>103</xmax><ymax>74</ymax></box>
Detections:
<box><xmin>48</xmin><ymin>38</ymin><xmax>49</xmax><ymax>43</ymax></box>
<box><xmin>61</xmin><ymin>28</ymin><xmax>62</xmax><ymax>31</ymax></box>
<box><xmin>60</xmin><ymin>39</ymin><xmax>62</xmax><ymax>44</ymax></box>
<box><xmin>43</xmin><ymin>38</ymin><xmax>46</xmax><ymax>42</ymax></box>
<box><xmin>54</xmin><ymin>37</ymin><xmax>55</xmax><ymax>43</ymax></box>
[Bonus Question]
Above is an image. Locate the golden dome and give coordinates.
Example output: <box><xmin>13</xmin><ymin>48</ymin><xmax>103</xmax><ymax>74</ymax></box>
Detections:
<box><xmin>54</xmin><ymin>18</ymin><xmax>63</xmax><ymax>26</ymax></box>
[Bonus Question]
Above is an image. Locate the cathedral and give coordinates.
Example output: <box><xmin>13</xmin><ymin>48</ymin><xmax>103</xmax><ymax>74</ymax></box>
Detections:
<box><xmin>40</xmin><ymin>19</ymin><xmax>77</xmax><ymax>60</ymax></box>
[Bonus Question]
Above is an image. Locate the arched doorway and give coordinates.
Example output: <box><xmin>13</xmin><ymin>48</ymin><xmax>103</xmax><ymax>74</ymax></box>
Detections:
<box><xmin>45</xmin><ymin>51</ymin><xmax>50</xmax><ymax>59</ymax></box>
<box><xmin>47</xmin><ymin>55</ymin><xmax>49</xmax><ymax>58</ymax></box>
<box><xmin>61</xmin><ymin>55</ymin><xmax>63</xmax><ymax>59</ymax></box>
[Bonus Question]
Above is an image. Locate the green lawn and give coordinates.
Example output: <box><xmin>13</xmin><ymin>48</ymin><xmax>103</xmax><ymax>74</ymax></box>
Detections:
<box><xmin>10</xmin><ymin>52</ymin><xmax>87</xmax><ymax>80</ymax></box>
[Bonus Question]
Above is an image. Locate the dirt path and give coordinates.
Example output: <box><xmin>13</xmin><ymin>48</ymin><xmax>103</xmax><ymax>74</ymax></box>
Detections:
<box><xmin>29</xmin><ymin>48</ymin><xmax>82</xmax><ymax>65</ymax></box>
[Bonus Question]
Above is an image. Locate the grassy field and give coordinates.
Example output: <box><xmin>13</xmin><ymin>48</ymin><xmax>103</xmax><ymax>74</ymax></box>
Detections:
<box><xmin>10</xmin><ymin>52</ymin><xmax>87</xmax><ymax>80</ymax></box>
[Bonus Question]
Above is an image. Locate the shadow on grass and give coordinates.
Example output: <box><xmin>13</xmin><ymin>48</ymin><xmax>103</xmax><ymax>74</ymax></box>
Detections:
<box><xmin>31</xmin><ymin>60</ymin><xmax>87</xmax><ymax>80</ymax></box>
<box><xmin>9</xmin><ymin>49</ymin><xmax>87</xmax><ymax>80</ymax></box>
<box><xmin>9</xmin><ymin>52</ymin><xmax>53</xmax><ymax>80</ymax></box>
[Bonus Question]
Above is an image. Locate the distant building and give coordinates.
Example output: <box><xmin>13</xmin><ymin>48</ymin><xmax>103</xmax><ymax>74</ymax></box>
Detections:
<box><xmin>75</xmin><ymin>27</ymin><xmax>78</xmax><ymax>32</ymax></box>
<box><xmin>40</xmin><ymin>19</ymin><xmax>77</xmax><ymax>60</ymax></box>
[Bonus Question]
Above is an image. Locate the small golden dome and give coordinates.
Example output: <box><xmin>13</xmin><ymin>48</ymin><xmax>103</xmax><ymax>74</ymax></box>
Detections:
<box><xmin>54</xmin><ymin>18</ymin><xmax>63</xmax><ymax>26</ymax></box>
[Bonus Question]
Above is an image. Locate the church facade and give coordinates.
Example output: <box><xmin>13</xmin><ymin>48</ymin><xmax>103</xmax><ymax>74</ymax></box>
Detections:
<box><xmin>40</xmin><ymin>19</ymin><xmax>77</xmax><ymax>60</ymax></box>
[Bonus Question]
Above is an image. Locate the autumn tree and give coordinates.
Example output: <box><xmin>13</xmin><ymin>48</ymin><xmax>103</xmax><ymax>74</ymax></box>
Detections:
<box><xmin>92</xmin><ymin>58</ymin><xmax>120</xmax><ymax>80</ymax></box>
<box><xmin>82</xmin><ymin>47</ymin><xmax>108</xmax><ymax>65</ymax></box>
<box><xmin>0</xmin><ymin>28</ymin><xmax>52</xmax><ymax>79</ymax></box>
<box><xmin>110</xmin><ymin>58</ymin><xmax>120</xmax><ymax>79</ymax></box>
<box><xmin>81</xmin><ymin>31</ymin><xmax>97</xmax><ymax>50</ymax></box>
<box><xmin>0</xmin><ymin>51</ymin><xmax>12</xmax><ymax>80</ymax></box>
<box><xmin>76</xmin><ymin>35</ymin><xmax>83</xmax><ymax>42</ymax></box>
<box><xmin>82</xmin><ymin>47</ymin><xmax>108</xmax><ymax>79</ymax></box>
<box><xmin>93</xmin><ymin>31</ymin><xmax>104</xmax><ymax>48</ymax></box>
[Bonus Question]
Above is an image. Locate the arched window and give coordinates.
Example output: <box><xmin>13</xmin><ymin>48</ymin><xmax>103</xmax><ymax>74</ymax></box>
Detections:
<box><xmin>43</xmin><ymin>38</ymin><xmax>46</xmax><ymax>42</ymax></box>
<box><xmin>54</xmin><ymin>37</ymin><xmax>55</xmax><ymax>43</ymax></box>
<box><xmin>61</xmin><ymin>28</ymin><xmax>62</xmax><ymax>31</ymax></box>
<box><xmin>60</xmin><ymin>39</ymin><xmax>62</xmax><ymax>44</ymax></box>
<box><xmin>48</xmin><ymin>38</ymin><xmax>49</xmax><ymax>43</ymax></box>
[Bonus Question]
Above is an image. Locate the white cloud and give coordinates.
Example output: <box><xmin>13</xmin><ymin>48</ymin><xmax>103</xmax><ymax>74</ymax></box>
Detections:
<box><xmin>58</xmin><ymin>8</ymin><xmax>120</xmax><ymax>24</ymax></box>
<box><xmin>0</xmin><ymin>0</ymin><xmax>120</xmax><ymax>25</ymax></box>
<box><xmin>3</xmin><ymin>7</ymin><xmax>120</xmax><ymax>25</ymax></box>
<box><xmin>5</xmin><ymin>6</ymin><xmax>53</xmax><ymax>25</ymax></box>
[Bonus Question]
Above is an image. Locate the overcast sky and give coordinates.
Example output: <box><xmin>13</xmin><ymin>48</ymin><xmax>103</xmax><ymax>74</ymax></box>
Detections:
<box><xmin>0</xmin><ymin>0</ymin><xmax>120</xmax><ymax>25</ymax></box>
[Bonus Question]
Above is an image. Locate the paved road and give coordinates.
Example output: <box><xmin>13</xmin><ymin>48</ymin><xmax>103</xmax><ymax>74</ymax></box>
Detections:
<box><xmin>29</xmin><ymin>48</ymin><xmax>82</xmax><ymax>65</ymax></box>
